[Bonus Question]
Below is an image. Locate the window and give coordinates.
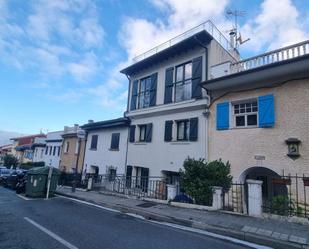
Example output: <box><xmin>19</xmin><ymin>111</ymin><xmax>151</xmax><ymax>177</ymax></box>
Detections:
<box><xmin>90</xmin><ymin>135</ymin><xmax>98</xmax><ymax>150</ymax></box>
<box><xmin>49</xmin><ymin>146</ymin><xmax>52</xmax><ymax>155</ymax></box>
<box><xmin>139</xmin><ymin>125</ymin><xmax>147</xmax><ymax>142</ymax></box>
<box><xmin>64</xmin><ymin>141</ymin><xmax>69</xmax><ymax>153</ymax></box>
<box><xmin>108</xmin><ymin>168</ymin><xmax>117</xmax><ymax>181</ymax></box>
<box><xmin>58</xmin><ymin>146</ymin><xmax>61</xmax><ymax>156</ymax></box>
<box><xmin>110</xmin><ymin>133</ymin><xmax>120</xmax><ymax>150</ymax></box>
<box><xmin>75</xmin><ymin>141</ymin><xmax>80</xmax><ymax>154</ymax></box>
<box><xmin>177</xmin><ymin>120</ymin><xmax>189</xmax><ymax>141</ymax></box>
<box><xmin>138</xmin><ymin>76</ymin><xmax>151</xmax><ymax>109</ymax></box>
<box><xmin>53</xmin><ymin>146</ymin><xmax>56</xmax><ymax>156</ymax></box>
<box><xmin>233</xmin><ymin>100</ymin><xmax>258</xmax><ymax>128</ymax></box>
<box><xmin>175</xmin><ymin>62</ymin><xmax>192</xmax><ymax>102</ymax></box>
<box><xmin>45</xmin><ymin>146</ymin><xmax>48</xmax><ymax>155</ymax></box>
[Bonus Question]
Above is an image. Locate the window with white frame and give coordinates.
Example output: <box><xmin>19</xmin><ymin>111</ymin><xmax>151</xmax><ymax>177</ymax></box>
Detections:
<box><xmin>175</xmin><ymin>62</ymin><xmax>192</xmax><ymax>102</ymax></box>
<box><xmin>233</xmin><ymin>100</ymin><xmax>258</xmax><ymax>128</ymax></box>
<box><xmin>138</xmin><ymin>76</ymin><xmax>151</xmax><ymax>109</ymax></box>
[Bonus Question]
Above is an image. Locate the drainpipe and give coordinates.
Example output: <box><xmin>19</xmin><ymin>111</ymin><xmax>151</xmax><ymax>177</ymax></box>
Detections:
<box><xmin>124</xmin><ymin>74</ymin><xmax>131</xmax><ymax>177</ymax></box>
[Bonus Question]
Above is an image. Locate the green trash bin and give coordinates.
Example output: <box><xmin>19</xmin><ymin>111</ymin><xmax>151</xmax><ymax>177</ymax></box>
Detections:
<box><xmin>26</xmin><ymin>166</ymin><xmax>61</xmax><ymax>197</ymax></box>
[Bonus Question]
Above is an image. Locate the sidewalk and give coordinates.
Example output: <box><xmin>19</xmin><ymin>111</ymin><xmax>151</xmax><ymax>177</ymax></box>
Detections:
<box><xmin>56</xmin><ymin>186</ymin><xmax>309</xmax><ymax>249</ymax></box>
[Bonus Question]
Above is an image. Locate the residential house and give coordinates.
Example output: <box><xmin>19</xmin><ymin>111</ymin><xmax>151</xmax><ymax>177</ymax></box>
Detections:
<box><xmin>120</xmin><ymin>20</ymin><xmax>237</xmax><ymax>183</ymax></box>
<box><xmin>0</xmin><ymin>144</ymin><xmax>13</xmax><ymax>163</ymax></box>
<box><xmin>202</xmin><ymin>40</ymin><xmax>309</xmax><ymax>201</ymax></box>
<box><xmin>59</xmin><ymin>125</ymin><xmax>86</xmax><ymax>173</ymax></box>
<box><xmin>10</xmin><ymin>134</ymin><xmax>46</xmax><ymax>164</ymax></box>
<box><xmin>81</xmin><ymin>118</ymin><xmax>130</xmax><ymax>179</ymax></box>
<box><xmin>32</xmin><ymin>137</ymin><xmax>47</xmax><ymax>163</ymax></box>
<box><xmin>42</xmin><ymin>131</ymin><xmax>63</xmax><ymax>168</ymax></box>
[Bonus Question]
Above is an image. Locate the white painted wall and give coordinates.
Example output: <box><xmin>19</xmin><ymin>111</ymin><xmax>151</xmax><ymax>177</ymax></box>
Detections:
<box><xmin>127</xmin><ymin>109</ymin><xmax>207</xmax><ymax>176</ymax></box>
<box><xmin>83</xmin><ymin>127</ymin><xmax>128</xmax><ymax>175</ymax></box>
<box><xmin>42</xmin><ymin>131</ymin><xmax>63</xmax><ymax>168</ymax></box>
<box><xmin>33</xmin><ymin>147</ymin><xmax>45</xmax><ymax>162</ymax></box>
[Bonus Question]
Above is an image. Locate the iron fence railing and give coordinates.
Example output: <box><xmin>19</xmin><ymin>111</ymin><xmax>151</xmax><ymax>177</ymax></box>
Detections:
<box><xmin>132</xmin><ymin>20</ymin><xmax>235</xmax><ymax>63</ymax></box>
<box><xmin>262</xmin><ymin>174</ymin><xmax>309</xmax><ymax>218</ymax></box>
<box><xmin>222</xmin><ymin>182</ymin><xmax>246</xmax><ymax>214</ymax></box>
<box><xmin>231</xmin><ymin>40</ymin><xmax>309</xmax><ymax>73</ymax></box>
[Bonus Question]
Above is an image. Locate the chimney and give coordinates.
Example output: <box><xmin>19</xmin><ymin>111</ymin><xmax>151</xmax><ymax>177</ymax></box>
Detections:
<box><xmin>229</xmin><ymin>30</ymin><xmax>236</xmax><ymax>51</ymax></box>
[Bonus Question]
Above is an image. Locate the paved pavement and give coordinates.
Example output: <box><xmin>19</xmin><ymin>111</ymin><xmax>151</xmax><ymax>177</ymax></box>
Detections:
<box><xmin>56</xmin><ymin>186</ymin><xmax>309</xmax><ymax>249</ymax></box>
<box><xmin>0</xmin><ymin>187</ymin><xmax>259</xmax><ymax>249</ymax></box>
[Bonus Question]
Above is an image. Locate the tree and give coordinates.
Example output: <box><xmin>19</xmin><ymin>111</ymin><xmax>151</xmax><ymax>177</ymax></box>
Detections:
<box><xmin>2</xmin><ymin>154</ymin><xmax>19</xmax><ymax>168</ymax></box>
<box><xmin>179</xmin><ymin>158</ymin><xmax>233</xmax><ymax>206</ymax></box>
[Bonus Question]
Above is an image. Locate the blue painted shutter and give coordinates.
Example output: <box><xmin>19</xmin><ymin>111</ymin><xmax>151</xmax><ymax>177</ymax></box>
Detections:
<box><xmin>164</xmin><ymin>120</ymin><xmax>173</xmax><ymax>141</ymax></box>
<box><xmin>216</xmin><ymin>102</ymin><xmax>229</xmax><ymax>130</ymax></box>
<box><xmin>130</xmin><ymin>80</ymin><xmax>138</xmax><ymax>110</ymax></box>
<box><xmin>129</xmin><ymin>125</ymin><xmax>135</xmax><ymax>143</ymax></box>
<box><xmin>149</xmin><ymin>73</ymin><xmax>157</xmax><ymax>107</ymax></box>
<box><xmin>258</xmin><ymin>94</ymin><xmax>275</xmax><ymax>128</ymax></box>
<box><xmin>191</xmin><ymin>56</ymin><xmax>203</xmax><ymax>99</ymax></box>
<box><xmin>146</xmin><ymin>123</ymin><xmax>153</xmax><ymax>142</ymax></box>
<box><xmin>164</xmin><ymin>67</ymin><xmax>174</xmax><ymax>104</ymax></box>
<box><xmin>189</xmin><ymin>117</ymin><xmax>198</xmax><ymax>141</ymax></box>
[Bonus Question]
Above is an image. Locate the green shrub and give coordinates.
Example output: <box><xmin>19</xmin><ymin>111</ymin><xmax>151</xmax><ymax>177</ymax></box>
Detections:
<box><xmin>2</xmin><ymin>154</ymin><xmax>19</xmax><ymax>168</ymax></box>
<box><xmin>270</xmin><ymin>195</ymin><xmax>294</xmax><ymax>216</ymax></box>
<box><xmin>179</xmin><ymin>158</ymin><xmax>233</xmax><ymax>206</ymax></box>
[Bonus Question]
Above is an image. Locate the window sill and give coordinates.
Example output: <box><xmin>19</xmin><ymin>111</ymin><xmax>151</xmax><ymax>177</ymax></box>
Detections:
<box><xmin>133</xmin><ymin>142</ymin><xmax>148</xmax><ymax>145</ymax></box>
<box><xmin>109</xmin><ymin>148</ymin><xmax>119</xmax><ymax>151</ymax></box>
<box><xmin>230</xmin><ymin>126</ymin><xmax>258</xmax><ymax>130</ymax></box>
<box><xmin>169</xmin><ymin>141</ymin><xmax>190</xmax><ymax>145</ymax></box>
<box><xmin>89</xmin><ymin>148</ymin><xmax>97</xmax><ymax>151</ymax></box>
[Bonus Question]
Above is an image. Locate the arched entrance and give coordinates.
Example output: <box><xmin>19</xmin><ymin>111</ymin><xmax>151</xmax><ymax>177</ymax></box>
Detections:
<box><xmin>239</xmin><ymin>167</ymin><xmax>288</xmax><ymax>206</ymax></box>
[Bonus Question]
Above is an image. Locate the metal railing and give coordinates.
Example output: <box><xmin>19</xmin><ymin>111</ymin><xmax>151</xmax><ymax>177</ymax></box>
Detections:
<box><xmin>222</xmin><ymin>182</ymin><xmax>246</xmax><ymax>214</ymax></box>
<box><xmin>231</xmin><ymin>40</ymin><xmax>309</xmax><ymax>73</ymax></box>
<box><xmin>132</xmin><ymin>20</ymin><xmax>234</xmax><ymax>63</ymax></box>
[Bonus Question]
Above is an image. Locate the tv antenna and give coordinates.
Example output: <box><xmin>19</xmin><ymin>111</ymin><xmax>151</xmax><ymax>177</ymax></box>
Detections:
<box><xmin>226</xmin><ymin>9</ymin><xmax>250</xmax><ymax>48</ymax></box>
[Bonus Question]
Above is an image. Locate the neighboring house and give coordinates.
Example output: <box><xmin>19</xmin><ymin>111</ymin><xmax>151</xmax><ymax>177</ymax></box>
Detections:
<box><xmin>32</xmin><ymin>137</ymin><xmax>47</xmax><ymax>163</ymax></box>
<box><xmin>10</xmin><ymin>134</ymin><xmax>46</xmax><ymax>164</ymax></box>
<box><xmin>0</xmin><ymin>144</ymin><xmax>13</xmax><ymax>163</ymax></box>
<box><xmin>120</xmin><ymin>20</ymin><xmax>236</xmax><ymax>183</ymax></box>
<box><xmin>81</xmin><ymin>118</ymin><xmax>130</xmax><ymax>179</ymax></box>
<box><xmin>202</xmin><ymin>40</ymin><xmax>309</xmax><ymax>200</ymax></box>
<box><xmin>59</xmin><ymin>125</ymin><xmax>86</xmax><ymax>173</ymax></box>
<box><xmin>42</xmin><ymin>131</ymin><xmax>63</xmax><ymax>168</ymax></box>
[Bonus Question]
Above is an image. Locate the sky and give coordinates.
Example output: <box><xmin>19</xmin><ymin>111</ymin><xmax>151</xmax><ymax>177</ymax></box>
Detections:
<box><xmin>0</xmin><ymin>0</ymin><xmax>308</xmax><ymax>135</ymax></box>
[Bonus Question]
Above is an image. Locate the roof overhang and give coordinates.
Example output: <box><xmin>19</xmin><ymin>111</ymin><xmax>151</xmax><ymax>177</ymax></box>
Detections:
<box><xmin>202</xmin><ymin>54</ymin><xmax>309</xmax><ymax>91</ymax></box>
<box><xmin>120</xmin><ymin>30</ymin><xmax>212</xmax><ymax>75</ymax></box>
<box><xmin>81</xmin><ymin>118</ymin><xmax>130</xmax><ymax>131</ymax></box>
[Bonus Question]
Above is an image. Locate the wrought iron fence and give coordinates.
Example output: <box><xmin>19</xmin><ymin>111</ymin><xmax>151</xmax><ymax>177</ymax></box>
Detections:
<box><xmin>95</xmin><ymin>175</ymin><xmax>168</xmax><ymax>200</ymax></box>
<box><xmin>262</xmin><ymin>174</ymin><xmax>309</xmax><ymax>218</ymax></box>
<box><xmin>222</xmin><ymin>183</ymin><xmax>246</xmax><ymax>214</ymax></box>
<box><xmin>58</xmin><ymin>173</ymin><xmax>86</xmax><ymax>189</ymax></box>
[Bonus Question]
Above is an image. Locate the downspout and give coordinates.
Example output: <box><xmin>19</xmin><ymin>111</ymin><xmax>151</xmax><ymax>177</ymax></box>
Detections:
<box><xmin>194</xmin><ymin>36</ymin><xmax>210</xmax><ymax>162</ymax></box>
<box><xmin>124</xmin><ymin>74</ymin><xmax>131</xmax><ymax>177</ymax></box>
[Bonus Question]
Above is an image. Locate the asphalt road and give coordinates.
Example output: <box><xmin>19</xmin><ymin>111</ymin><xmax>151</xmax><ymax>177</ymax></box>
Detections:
<box><xmin>0</xmin><ymin>187</ymin><xmax>259</xmax><ymax>249</ymax></box>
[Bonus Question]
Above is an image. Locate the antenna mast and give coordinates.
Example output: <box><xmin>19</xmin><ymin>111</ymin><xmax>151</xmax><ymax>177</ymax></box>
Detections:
<box><xmin>226</xmin><ymin>9</ymin><xmax>249</xmax><ymax>49</ymax></box>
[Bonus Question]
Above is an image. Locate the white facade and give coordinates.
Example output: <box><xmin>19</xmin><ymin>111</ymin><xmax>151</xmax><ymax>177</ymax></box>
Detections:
<box><xmin>32</xmin><ymin>137</ymin><xmax>46</xmax><ymax>163</ymax></box>
<box><xmin>83</xmin><ymin>123</ymin><xmax>129</xmax><ymax>176</ymax></box>
<box><xmin>42</xmin><ymin>131</ymin><xmax>63</xmax><ymax>168</ymax></box>
<box><xmin>124</xmin><ymin>38</ymin><xmax>234</xmax><ymax>179</ymax></box>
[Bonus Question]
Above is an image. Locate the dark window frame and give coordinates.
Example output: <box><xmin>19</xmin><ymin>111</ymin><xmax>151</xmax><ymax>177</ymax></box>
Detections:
<box><xmin>174</xmin><ymin>61</ymin><xmax>192</xmax><ymax>102</ymax></box>
<box><xmin>90</xmin><ymin>135</ymin><xmax>98</xmax><ymax>150</ymax></box>
<box><xmin>137</xmin><ymin>76</ymin><xmax>152</xmax><ymax>109</ymax></box>
<box><xmin>139</xmin><ymin>125</ymin><xmax>147</xmax><ymax>142</ymax></box>
<box><xmin>110</xmin><ymin>133</ymin><xmax>120</xmax><ymax>150</ymax></box>
<box><xmin>176</xmin><ymin>119</ymin><xmax>190</xmax><ymax>141</ymax></box>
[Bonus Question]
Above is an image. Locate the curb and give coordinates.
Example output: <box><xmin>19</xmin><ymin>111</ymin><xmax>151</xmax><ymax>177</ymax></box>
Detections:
<box><xmin>56</xmin><ymin>191</ymin><xmax>305</xmax><ymax>249</ymax></box>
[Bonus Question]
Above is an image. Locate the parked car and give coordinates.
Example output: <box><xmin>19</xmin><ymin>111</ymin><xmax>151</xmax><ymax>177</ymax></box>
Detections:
<box><xmin>3</xmin><ymin>170</ymin><xmax>27</xmax><ymax>189</ymax></box>
<box><xmin>0</xmin><ymin>167</ymin><xmax>12</xmax><ymax>185</ymax></box>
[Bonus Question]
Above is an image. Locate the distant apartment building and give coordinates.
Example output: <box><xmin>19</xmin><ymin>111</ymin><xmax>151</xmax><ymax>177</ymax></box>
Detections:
<box><xmin>59</xmin><ymin>125</ymin><xmax>85</xmax><ymax>173</ymax></box>
<box><xmin>42</xmin><ymin>131</ymin><xmax>63</xmax><ymax>168</ymax></box>
<box><xmin>82</xmin><ymin>118</ymin><xmax>130</xmax><ymax>179</ymax></box>
<box><xmin>120</xmin><ymin>21</ymin><xmax>236</xmax><ymax>183</ymax></box>
<box><xmin>10</xmin><ymin>134</ymin><xmax>46</xmax><ymax>164</ymax></box>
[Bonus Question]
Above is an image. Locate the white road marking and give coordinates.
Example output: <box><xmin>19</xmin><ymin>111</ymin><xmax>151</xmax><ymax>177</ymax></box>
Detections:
<box><xmin>17</xmin><ymin>194</ymin><xmax>31</xmax><ymax>200</ymax></box>
<box><xmin>24</xmin><ymin>217</ymin><xmax>79</xmax><ymax>249</ymax></box>
<box><xmin>56</xmin><ymin>194</ymin><xmax>121</xmax><ymax>213</ymax></box>
<box><xmin>149</xmin><ymin>221</ymin><xmax>273</xmax><ymax>249</ymax></box>
<box><xmin>56</xmin><ymin>194</ymin><xmax>273</xmax><ymax>249</ymax></box>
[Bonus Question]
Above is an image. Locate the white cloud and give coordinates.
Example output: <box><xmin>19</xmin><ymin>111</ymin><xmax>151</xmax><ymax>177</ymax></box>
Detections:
<box><xmin>120</xmin><ymin>0</ymin><xmax>230</xmax><ymax>61</ymax></box>
<box><xmin>241</xmin><ymin>0</ymin><xmax>308</xmax><ymax>53</ymax></box>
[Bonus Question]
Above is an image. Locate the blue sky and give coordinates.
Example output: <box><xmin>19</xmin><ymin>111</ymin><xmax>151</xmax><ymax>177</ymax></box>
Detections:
<box><xmin>0</xmin><ymin>0</ymin><xmax>308</xmax><ymax>134</ymax></box>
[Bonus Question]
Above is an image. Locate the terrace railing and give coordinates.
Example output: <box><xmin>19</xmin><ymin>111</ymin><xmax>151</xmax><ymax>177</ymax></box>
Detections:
<box><xmin>132</xmin><ymin>20</ymin><xmax>234</xmax><ymax>63</ymax></box>
<box><xmin>231</xmin><ymin>40</ymin><xmax>309</xmax><ymax>73</ymax></box>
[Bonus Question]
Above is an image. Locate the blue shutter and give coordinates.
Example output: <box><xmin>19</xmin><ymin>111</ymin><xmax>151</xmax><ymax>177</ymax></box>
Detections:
<box><xmin>216</xmin><ymin>102</ymin><xmax>229</xmax><ymax>130</ymax></box>
<box><xmin>258</xmin><ymin>94</ymin><xmax>275</xmax><ymax>128</ymax></box>
<box><xmin>130</xmin><ymin>80</ymin><xmax>138</xmax><ymax>110</ymax></box>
